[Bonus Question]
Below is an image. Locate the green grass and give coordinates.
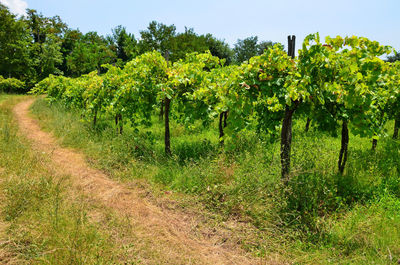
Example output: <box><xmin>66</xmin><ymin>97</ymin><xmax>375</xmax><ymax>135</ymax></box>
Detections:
<box><xmin>0</xmin><ymin>96</ymin><xmax>143</xmax><ymax>264</ymax></box>
<box><xmin>30</xmin><ymin>97</ymin><xmax>400</xmax><ymax>263</ymax></box>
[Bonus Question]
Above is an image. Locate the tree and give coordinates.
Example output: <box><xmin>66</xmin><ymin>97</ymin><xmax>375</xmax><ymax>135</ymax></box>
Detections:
<box><xmin>386</xmin><ymin>51</ymin><xmax>400</xmax><ymax>62</ymax></box>
<box><xmin>170</xmin><ymin>29</ymin><xmax>234</xmax><ymax>63</ymax></box>
<box><xmin>109</xmin><ymin>25</ymin><xmax>137</xmax><ymax>65</ymax></box>
<box><xmin>25</xmin><ymin>9</ymin><xmax>67</xmax><ymax>44</ymax></box>
<box><xmin>139</xmin><ymin>21</ymin><xmax>176</xmax><ymax>57</ymax></box>
<box><xmin>257</xmin><ymin>40</ymin><xmax>275</xmax><ymax>54</ymax></box>
<box><xmin>24</xmin><ymin>9</ymin><xmax>67</xmax><ymax>83</ymax></box>
<box><xmin>233</xmin><ymin>36</ymin><xmax>259</xmax><ymax>63</ymax></box>
<box><xmin>204</xmin><ymin>34</ymin><xmax>234</xmax><ymax>65</ymax></box>
<box><xmin>169</xmin><ymin>27</ymin><xmax>209</xmax><ymax>62</ymax></box>
<box><xmin>0</xmin><ymin>4</ymin><xmax>33</xmax><ymax>82</ymax></box>
<box><xmin>60</xmin><ymin>29</ymin><xmax>83</xmax><ymax>76</ymax></box>
<box><xmin>233</xmin><ymin>36</ymin><xmax>277</xmax><ymax>64</ymax></box>
<box><xmin>66</xmin><ymin>32</ymin><xmax>116</xmax><ymax>76</ymax></box>
<box><xmin>37</xmin><ymin>34</ymin><xmax>63</xmax><ymax>79</ymax></box>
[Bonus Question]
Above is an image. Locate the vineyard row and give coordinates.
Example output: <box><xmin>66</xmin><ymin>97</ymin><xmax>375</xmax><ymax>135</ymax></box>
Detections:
<box><xmin>32</xmin><ymin>33</ymin><xmax>400</xmax><ymax>181</ymax></box>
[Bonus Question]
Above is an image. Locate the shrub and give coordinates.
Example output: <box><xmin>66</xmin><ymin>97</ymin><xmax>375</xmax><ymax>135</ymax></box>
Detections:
<box><xmin>0</xmin><ymin>75</ymin><xmax>26</xmax><ymax>93</ymax></box>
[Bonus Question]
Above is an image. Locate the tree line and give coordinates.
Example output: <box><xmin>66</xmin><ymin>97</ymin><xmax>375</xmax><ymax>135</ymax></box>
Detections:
<box><xmin>0</xmin><ymin>4</ymin><xmax>278</xmax><ymax>91</ymax></box>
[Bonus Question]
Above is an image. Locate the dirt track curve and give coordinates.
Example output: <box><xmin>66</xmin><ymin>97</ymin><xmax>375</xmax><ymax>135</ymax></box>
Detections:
<box><xmin>13</xmin><ymin>98</ymin><xmax>264</xmax><ymax>265</ymax></box>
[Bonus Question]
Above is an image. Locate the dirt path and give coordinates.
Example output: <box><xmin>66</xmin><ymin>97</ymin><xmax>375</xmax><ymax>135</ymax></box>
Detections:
<box><xmin>13</xmin><ymin>98</ymin><xmax>262</xmax><ymax>265</ymax></box>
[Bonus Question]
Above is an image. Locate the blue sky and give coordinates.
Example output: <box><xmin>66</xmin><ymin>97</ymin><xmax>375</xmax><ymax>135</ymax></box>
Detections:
<box><xmin>2</xmin><ymin>0</ymin><xmax>400</xmax><ymax>52</ymax></box>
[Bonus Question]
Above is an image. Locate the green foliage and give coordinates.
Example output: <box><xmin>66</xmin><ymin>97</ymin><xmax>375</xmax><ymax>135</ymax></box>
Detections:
<box><xmin>233</xmin><ymin>36</ymin><xmax>259</xmax><ymax>63</ymax></box>
<box><xmin>139</xmin><ymin>21</ymin><xmax>176</xmax><ymax>57</ymax></box>
<box><xmin>30</xmin><ymin>34</ymin><xmax>400</xmax><ymax>240</ymax></box>
<box><xmin>32</xmin><ymin>33</ymin><xmax>400</xmax><ymax>175</ymax></box>
<box><xmin>239</xmin><ymin>44</ymin><xmax>296</xmax><ymax>135</ymax></box>
<box><xmin>385</xmin><ymin>61</ymin><xmax>400</xmax><ymax>130</ymax></box>
<box><xmin>115</xmin><ymin>51</ymin><xmax>168</xmax><ymax>125</ymax></box>
<box><xmin>36</xmin><ymin>33</ymin><xmax>64</xmax><ymax>79</ymax></box>
<box><xmin>138</xmin><ymin>21</ymin><xmax>234</xmax><ymax>63</ymax></box>
<box><xmin>196</xmin><ymin>64</ymin><xmax>242</xmax><ymax>126</ymax></box>
<box><xmin>386</xmin><ymin>50</ymin><xmax>400</xmax><ymax>62</ymax></box>
<box><xmin>233</xmin><ymin>36</ymin><xmax>277</xmax><ymax>64</ymax></box>
<box><xmin>167</xmin><ymin>51</ymin><xmax>221</xmax><ymax>126</ymax></box>
<box><xmin>0</xmin><ymin>76</ymin><xmax>26</xmax><ymax>93</ymax></box>
<box><xmin>1</xmin><ymin>4</ymin><xmax>236</xmax><ymax>89</ymax></box>
<box><xmin>204</xmin><ymin>34</ymin><xmax>234</xmax><ymax>65</ymax></box>
<box><xmin>24</xmin><ymin>9</ymin><xmax>67</xmax><ymax>84</ymax></box>
<box><xmin>66</xmin><ymin>32</ymin><xmax>116</xmax><ymax>76</ymax></box>
<box><xmin>0</xmin><ymin>4</ymin><xmax>33</xmax><ymax>81</ymax></box>
<box><xmin>168</xmin><ymin>27</ymin><xmax>209</xmax><ymax>62</ymax></box>
<box><xmin>109</xmin><ymin>25</ymin><xmax>138</xmax><ymax>64</ymax></box>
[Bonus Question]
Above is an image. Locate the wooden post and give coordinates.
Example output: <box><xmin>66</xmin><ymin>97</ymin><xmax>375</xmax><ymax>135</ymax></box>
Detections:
<box><xmin>164</xmin><ymin>97</ymin><xmax>171</xmax><ymax>156</ymax></box>
<box><xmin>118</xmin><ymin>114</ymin><xmax>123</xmax><ymax>134</ymax></box>
<box><xmin>223</xmin><ymin>111</ymin><xmax>228</xmax><ymax>128</ymax></box>
<box><xmin>305</xmin><ymin>117</ymin><xmax>311</xmax><ymax>132</ymax></box>
<box><xmin>93</xmin><ymin>109</ymin><xmax>97</xmax><ymax>126</ymax></box>
<box><xmin>338</xmin><ymin>121</ymin><xmax>349</xmax><ymax>174</ymax></box>
<box><xmin>159</xmin><ymin>99</ymin><xmax>164</xmax><ymax>121</ymax></box>
<box><xmin>160</xmin><ymin>50</ymin><xmax>170</xmax><ymax>122</ymax></box>
<box><xmin>393</xmin><ymin>118</ymin><xmax>399</xmax><ymax>139</ymax></box>
<box><xmin>281</xmin><ymin>35</ymin><xmax>297</xmax><ymax>183</ymax></box>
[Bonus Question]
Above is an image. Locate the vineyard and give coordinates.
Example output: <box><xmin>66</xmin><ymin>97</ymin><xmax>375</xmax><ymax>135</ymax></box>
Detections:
<box><xmin>0</xmin><ymin>32</ymin><xmax>399</xmax><ymax>264</ymax></box>
<box><xmin>32</xmin><ymin>33</ymin><xmax>400</xmax><ymax>179</ymax></box>
<box><xmin>1</xmin><ymin>0</ymin><xmax>400</xmax><ymax>262</ymax></box>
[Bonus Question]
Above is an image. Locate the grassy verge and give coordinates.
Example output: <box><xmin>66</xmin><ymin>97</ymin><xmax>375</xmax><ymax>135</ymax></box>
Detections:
<box><xmin>31</xmin><ymin>97</ymin><xmax>400</xmax><ymax>263</ymax></box>
<box><xmin>0</xmin><ymin>96</ymin><xmax>143</xmax><ymax>264</ymax></box>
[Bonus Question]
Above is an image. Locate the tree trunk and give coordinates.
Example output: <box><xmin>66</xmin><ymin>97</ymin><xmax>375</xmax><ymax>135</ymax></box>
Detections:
<box><xmin>93</xmin><ymin>109</ymin><xmax>97</xmax><ymax>126</ymax></box>
<box><xmin>338</xmin><ymin>121</ymin><xmax>349</xmax><ymax>174</ymax></box>
<box><xmin>118</xmin><ymin>114</ymin><xmax>123</xmax><ymax>135</ymax></box>
<box><xmin>219</xmin><ymin>112</ymin><xmax>225</xmax><ymax>146</ymax></box>
<box><xmin>281</xmin><ymin>105</ymin><xmax>296</xmax><ymax>184</ymax></box>
<box><xmin>305</xmin><ymin>117</ymin><xmax>311</xmax><ymax>132</ymax></box>
<box><xmin>372</xmin><ymin>138</ymin><xmax>377</xmax><ymax>150</ymax></box>
<box><xmin>223</xmin><ymin>111</ymin><xmax>228</xmax><ymax>128</ymax></box>
<box><xmin>164</xmin><ymin>97</ymin><xmax>171</xmax><ymax>156</ymax></box>
<box><xmin>115</xmin><ymin>114</ymin><xmax>119</xmax><ymax>134</ymax></box>
<box><xmin>159</xmin><ymin>100</ymin><xmax>164</xmax><ymax>121</ymax></box>
<box><xmin>393</xmin><ymin>118</ymin><xmax>399</xmax><ymax>139</ymax></box>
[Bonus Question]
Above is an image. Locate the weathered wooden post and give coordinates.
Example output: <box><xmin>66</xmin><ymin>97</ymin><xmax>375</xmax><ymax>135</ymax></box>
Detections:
<box><xmin>281</xmin><ymin>35</ymin><xmax>296</xmax><ymax>184</ymax></box>
<box><xmin>164</xmin><ymin>50</ymin><xmax>171</xmax><ymax>155</ymax></box>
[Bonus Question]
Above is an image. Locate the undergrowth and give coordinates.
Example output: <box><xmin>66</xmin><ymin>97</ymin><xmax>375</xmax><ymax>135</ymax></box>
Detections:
<box><xmin>30</xmin><ymin>97</ymin><xmax>400</xmax><ymax>264</ymax></box>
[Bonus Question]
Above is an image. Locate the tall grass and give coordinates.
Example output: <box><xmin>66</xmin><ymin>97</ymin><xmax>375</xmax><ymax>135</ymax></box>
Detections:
<box><xmin>0</xmin><ymin>96</ymin><xmax>126</xmax><ymax>264</ymax></box>
<box><xmin>31</xmin><ymin>97</ymin><xmax>400</xmax><ymax>263</ymax></box>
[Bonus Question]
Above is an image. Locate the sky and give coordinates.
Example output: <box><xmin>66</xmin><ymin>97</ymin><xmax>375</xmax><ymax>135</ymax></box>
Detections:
<box><xmin>1</xmin><ymin>0</ymin><xmax>400</xmax><ymax>52</ymax></box>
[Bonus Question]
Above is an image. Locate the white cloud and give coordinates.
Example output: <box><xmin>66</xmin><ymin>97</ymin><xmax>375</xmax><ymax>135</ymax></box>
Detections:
<box><xmin>0</xmin><ymin>0</ymin><xmax>28</xmax><ymax>16</ymax></box>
